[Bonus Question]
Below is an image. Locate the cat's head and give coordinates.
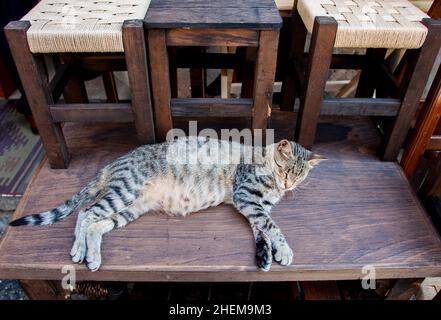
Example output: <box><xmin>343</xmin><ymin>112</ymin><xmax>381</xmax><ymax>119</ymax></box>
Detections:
<box><xmin>270</xmin><ymin>139</ymin><xmax>326</xmax><ymax>191</ymax></box>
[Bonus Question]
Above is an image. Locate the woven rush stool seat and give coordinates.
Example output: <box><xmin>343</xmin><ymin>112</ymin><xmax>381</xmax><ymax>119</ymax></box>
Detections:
<box><xmin>298</xmin><ymin>0</ymin><xmax>429</xmax><ymax>48</ymax></box>
<box><xmin>22</xmin><ymin>0</ymin><xmax>151</xmax><ymax>53</ymax></box>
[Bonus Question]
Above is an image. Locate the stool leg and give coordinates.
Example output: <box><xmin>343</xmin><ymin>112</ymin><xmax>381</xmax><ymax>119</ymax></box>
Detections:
<box><xmin>295</xmin><ymin>17</ymin><xmax>337</xmax><ymax>148</ymax></box>
<box><xmin>241</xmin><ymin>47</ymin><xmax>257</xmax><ymax>99</ymax></box>
<box><xmin>252</xmin><ymin>30</ymin><xmax>280</xmax><ymax>132</ymax></box>
<box><xmin>281</xmin><ymin>3</ymin><xmax>308</xmax><ymax>111</ymax></box>
<box><xmin>355</xmin><ymin>48</ymin><xmax>387</xmax><ymax>98</ymax></box>
<box><xmin>63</xmin><ymin>72</ymin><xmax>89</xmax><ymax>104</ymax></box>
<box><xmin>5</xmin><ymin>21</ymin><xmax>69</xmax><ymax>169</ymax></box>
<box><xmin>148</xmin><ymin>29</ymin><xmax>172</xmax><ymax>142</ymax></box>
<box><xmin>102</xmin><ymin>71</ymin><xmax>119</xmax><ymax>103</ymax></box>
<box><xmin>381</xmin><ymin>19</ymin><xmax>441</xmax><ymax>161</ymax></box>
<box><xmin>123</xmin><ymin>20</ymin><xmax>156</xmax><ymax>145</ymax></box>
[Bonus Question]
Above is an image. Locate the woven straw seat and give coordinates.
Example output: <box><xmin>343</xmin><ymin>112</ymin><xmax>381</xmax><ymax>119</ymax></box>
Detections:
<box><xmin>298</xmin><ymin>0</ymin><xmax>429</xmax><ymax>48</ymax></box>
<box><xmin>22</xmin><ymin>0</ymin><xmax>151</xmax><ymax>53</ymax></box>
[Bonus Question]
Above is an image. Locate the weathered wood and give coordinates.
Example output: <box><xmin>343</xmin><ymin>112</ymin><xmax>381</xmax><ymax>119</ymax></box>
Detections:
<box><xmin>1</xmin><ymin>118</ymin><xmax>441</xmax><ymax>282</ymax></box>
<box><xmin>20</xmin><ymin>280</ymin><xmax>66</xmax><ymax>300</ymax></box>
<box><xmin>252</xmin><ymin>30</ymin><xmax>279</xmax><ymax>131</ymax></box>
<box><xmin>50</xmin><ymin>104</ymin><xmax>133</xmax><ymax>123</ymax></box>
<box><xmin>321</xmin><ymin>97</ymin><xmax>401</xmax><ymax>116</ymax></box>
<box><xmin>171</xmin><ymin>98</ymin><xmax>252</xmax><ymax>117</ymax></box>
<box><xmin>382</xmin><ymin>19</ymin><xmax>441</xmax><ymax>161</ymax></box>
<box><xmin>145</xmin><ymin>6</ymin><xmax>282</xmax><ymax>29</ymax></box>
<box><xmin>123</xmin><ymin>20</ymin><xmax>156</xmax><ymax>144</ymax></box>
<box><xmin>148</xmin><ymin>29</ymin><xmax>173</xmax><ymax>142</ymax></box>
<box><xmin>401</xmin><ymin>64</ymin><xmax>441</xmax><ymax>177</ymax></box>
<box><xmin>167</xmin><ymin>29</ymin><xmax>259</xmax><ymax>47</ymax></box>
<box><xmin>295</xmin><ymin>17</ymin><xmax>337</xmax><ymax>148</ymax></box>
<box><xmin>4</xmin><ymin>21</ymin><xmax>70</xmax><ymax>169</ymax></box>
<box><xmin>301</xmin><ymin>281</ymin><xmax>341</xmax><ymax>300</ymax></box>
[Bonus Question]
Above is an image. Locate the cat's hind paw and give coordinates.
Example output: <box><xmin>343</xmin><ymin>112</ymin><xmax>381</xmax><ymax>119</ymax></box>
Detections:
<box><xmin>255</xmin><ymin>232</ymin><xmax>272</xmax><ymax>272</ymax></box>
<box><xmin>273</xmin><ymin>241</ymin><xmax>293</xmax><ymax>266</ymax></box>
<box><xmin>70</xmin><ymin>238</ymin><xmax>87</xmax><ymax>264</ymax></box>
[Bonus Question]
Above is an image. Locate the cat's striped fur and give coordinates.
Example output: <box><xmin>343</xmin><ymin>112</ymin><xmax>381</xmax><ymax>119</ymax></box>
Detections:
<box><xmin>10</xmin><ymin>137</ymin><xmax>325</xmax><ymax>272</ymax></box>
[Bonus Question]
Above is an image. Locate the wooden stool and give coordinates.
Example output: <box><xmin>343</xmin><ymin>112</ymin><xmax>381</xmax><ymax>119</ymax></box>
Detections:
<box><xmin>4</xmin><ymin>0</ymin><xmax>155</xmax><ymax>169</ymax></box>
<box><xmin>145</xmin><ymin>0</ymin><xmax>282</xmax><ymax>141</ymax></box>
<box><xmin>281</xmin><ymin>0</ymin><xmax>441</xmax><ymax>160</ymax></box>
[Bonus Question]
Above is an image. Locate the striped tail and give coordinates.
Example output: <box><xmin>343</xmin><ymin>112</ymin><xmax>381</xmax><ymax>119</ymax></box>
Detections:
<box><xmin>10</xmin><ymin>177</ymin><xmax>101</xmax><ymax>227</ymax></box>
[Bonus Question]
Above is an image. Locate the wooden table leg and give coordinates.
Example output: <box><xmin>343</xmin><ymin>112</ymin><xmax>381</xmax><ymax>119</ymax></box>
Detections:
<box><xmin>252</xmin><ymin>30</ymin><xmax>279</xmax><ymax>132</ymax></box>
<box><xmin>148</xmin><ymin>29</ymin><xmax>172</xmax><ymax>142</ymax></box>
<box><xmin>5</xmin><ymin>21</ymin><xmax>69</xmax><ymax>169</ymax></box>
<box><xmin>123</xmin><ymin>20</ymin><xmax>156</xmax><ymax>145</ymax></box>
<box><xmin>295</xmin><ymin>17</ymin><xmax>337</xmax><ymax>148</ymax></box>
<box><xmin>381</xmin><ymin>18</ymin><xmax>441</xmax><ymax>161</ymax></box>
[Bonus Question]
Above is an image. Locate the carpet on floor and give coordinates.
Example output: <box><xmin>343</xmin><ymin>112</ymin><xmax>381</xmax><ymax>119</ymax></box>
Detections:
<box><xmin>0</xmin><ymin>101</ymin><xmax>44</xmax><ymax>196</ymax></box>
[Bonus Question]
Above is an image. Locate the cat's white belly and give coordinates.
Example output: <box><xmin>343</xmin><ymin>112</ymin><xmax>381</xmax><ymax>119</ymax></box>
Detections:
<box><xmin>134</xmin><ymin>174</ymin><xmax>232</xmax><ymax>216</ymax></box>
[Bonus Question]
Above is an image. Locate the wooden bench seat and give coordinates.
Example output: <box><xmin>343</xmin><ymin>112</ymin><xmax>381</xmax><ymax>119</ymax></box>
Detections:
<box><xmin>0</xmin><ymin>113</ymin><xmax>441</xmax><ymax>282</ymax></box>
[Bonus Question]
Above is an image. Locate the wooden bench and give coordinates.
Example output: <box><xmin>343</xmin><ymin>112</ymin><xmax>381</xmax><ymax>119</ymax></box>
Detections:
<box><xmin>1</xmin><ymin>113</ymin><xmax>440</xmax><ymax>295</ymax></box>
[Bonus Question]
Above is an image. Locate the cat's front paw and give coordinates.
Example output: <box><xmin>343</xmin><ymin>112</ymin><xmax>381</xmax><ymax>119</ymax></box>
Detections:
<box><xmin>255</xmin><ymin>232</ymin><xmax>272</xmax><ymax>272</ymax></box>
<box><xmin>272</xmin><ymin>240</ymin><xmax>293</xmax><ymax>266</ymax></box>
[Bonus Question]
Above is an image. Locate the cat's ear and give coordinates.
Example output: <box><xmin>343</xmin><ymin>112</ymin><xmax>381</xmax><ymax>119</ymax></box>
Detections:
<box><xmin>274</xmin><ymin>140</ymin><xmax>292</xmax><ymax>166</ymax></box>
<box><xmin>308</xmin><ymin>153</ymin><xmax>327</xmax><ymax>166</ymax></box>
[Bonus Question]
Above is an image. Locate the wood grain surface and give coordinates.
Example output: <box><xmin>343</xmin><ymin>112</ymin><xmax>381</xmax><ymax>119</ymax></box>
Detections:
<box><xmin>0</xmin><ymin>114</ymin><xmax>441</xmax><ymax>281</ymax></box>
<box><xmin>145</xmin><ymin>0</ymin><xmax>282</xmax><ymax>29</ymax></box>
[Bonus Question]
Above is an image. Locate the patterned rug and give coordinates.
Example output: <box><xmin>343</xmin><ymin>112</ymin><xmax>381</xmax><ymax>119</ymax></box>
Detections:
<box><xmin>0</xmin><ymin>101</ymin><xmax>44</xmax><ymax>196</ymax></box>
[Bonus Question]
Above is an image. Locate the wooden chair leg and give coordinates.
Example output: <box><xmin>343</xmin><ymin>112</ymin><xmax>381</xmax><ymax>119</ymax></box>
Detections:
<box><xmin>241</xmin><ymin>47</ymin><xmax>257</xmax><ymax>99</ymax></box>
<box><xmin>102</xmin><ymin>71</ymin><xmax>119</xmax><ymax>103</ymax></box>
<box><xmin>148</xmin><ymin>29</ymin><xmax>172</xmax><ymax>142</ymax></box>
<box><xmin>281</xmin><ymin>3</ymin><xmax>308</xmax><ymax>111</ymax></box>
<box><xmin>189</xmin><ymin>48</ymin><xmax>206</xmax><ymax>98</ymax></box>
<box><xmin>381</xmin><ymin>18</ymin><xmax>441</xmax><ymax>161</ymax></box>
<box><xmin>295</xmin><ymin>17</ymin><xmax>337</xmax><ymax>148</ymax></box>
<box><xmin>251</xmin><ymin>30</ymin><xmax>279</xmax><ymax>132</ymax></box>
<box><xmin>4</xmin><ymin>21</ymin><xmax>69</xmax><ymax>169</ymax></box>
<box><xmin>123</xmin><ymin>20</ymin><xmax>156</xmax><ymax>145</ymax></box>
<box><xmin>63</xmin><ymin>72</ymin><xmax>89</xmax><ymax>104</ymax></box>
<box><xmin>401</xmin><ymin>64</ymin><xmax>441</xmax><ymax>177</ymax></box>
<box><xmin>355</xmin><ymin>48</ymin><xmax>387</xmax><ymax>98</ymax></box>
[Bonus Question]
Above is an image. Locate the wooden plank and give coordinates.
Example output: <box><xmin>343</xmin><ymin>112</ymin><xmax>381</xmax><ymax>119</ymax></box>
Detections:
<box><xmin>123</xmin><ymin>20</ymin><xmax>156</xmax><ymax>144</ymax></box>
<box><xmin>1</xmin><ymin>118</ymin><xmax>441</xmax><ymax>281</ymax></box>
<box><xmin>150</xmin><ymin>0</ymin><xmax>277</xmax><ymax>8</ymax></box>
<box><xmin>145</xmin><ymin>7</ymin><xmax>282</xmax><ymax>29</ymax></box>
<box><xmin>20</xmin><ymin>280</ymin><xmax>66</xmax><ymax>300</ymax></box>
<box><xmin>321</xmin><ymin>97</ymin><xmax>401</xmax><ymax>116</ymax></box>
<box><xmin>171</xmin><ymin>98</ymin><xmax>253</xmax><ymax>117</ymax></box>
<box><xmin>148</xmin><ymin>29</ymin><xmax>173</xmax><ymax>142</ymax></box>
<box><xmin>50</xmin><ymin>104</ymin><xmax>134</xmax><ymax>123</ymax></box>
<box><xmin>166</xmin><ymin>29</ymin><xmax>259</xmax><ymax>47</ymax></box>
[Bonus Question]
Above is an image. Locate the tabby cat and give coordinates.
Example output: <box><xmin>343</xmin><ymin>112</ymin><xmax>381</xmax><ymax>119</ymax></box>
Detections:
<box><xmin>10</xmin><ymin>137</ymin><xmax>325</xmax><ymax>272</ymax></box>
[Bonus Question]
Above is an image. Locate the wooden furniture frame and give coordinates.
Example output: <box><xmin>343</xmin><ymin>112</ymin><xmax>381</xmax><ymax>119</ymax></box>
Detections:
<box><xmin>281</xmin><ymin>2</ymin><xmax>441</xmax><ymax>161</ymax></box>
<box><xmin>4</xmin><ymin>19</ymin><xmax>155</xmax><ymax>169</ymax></box>
<box><xmin>145</xmin><ymin>0</ymin><xmax>282</xmax><ymax>141</ymax></box>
